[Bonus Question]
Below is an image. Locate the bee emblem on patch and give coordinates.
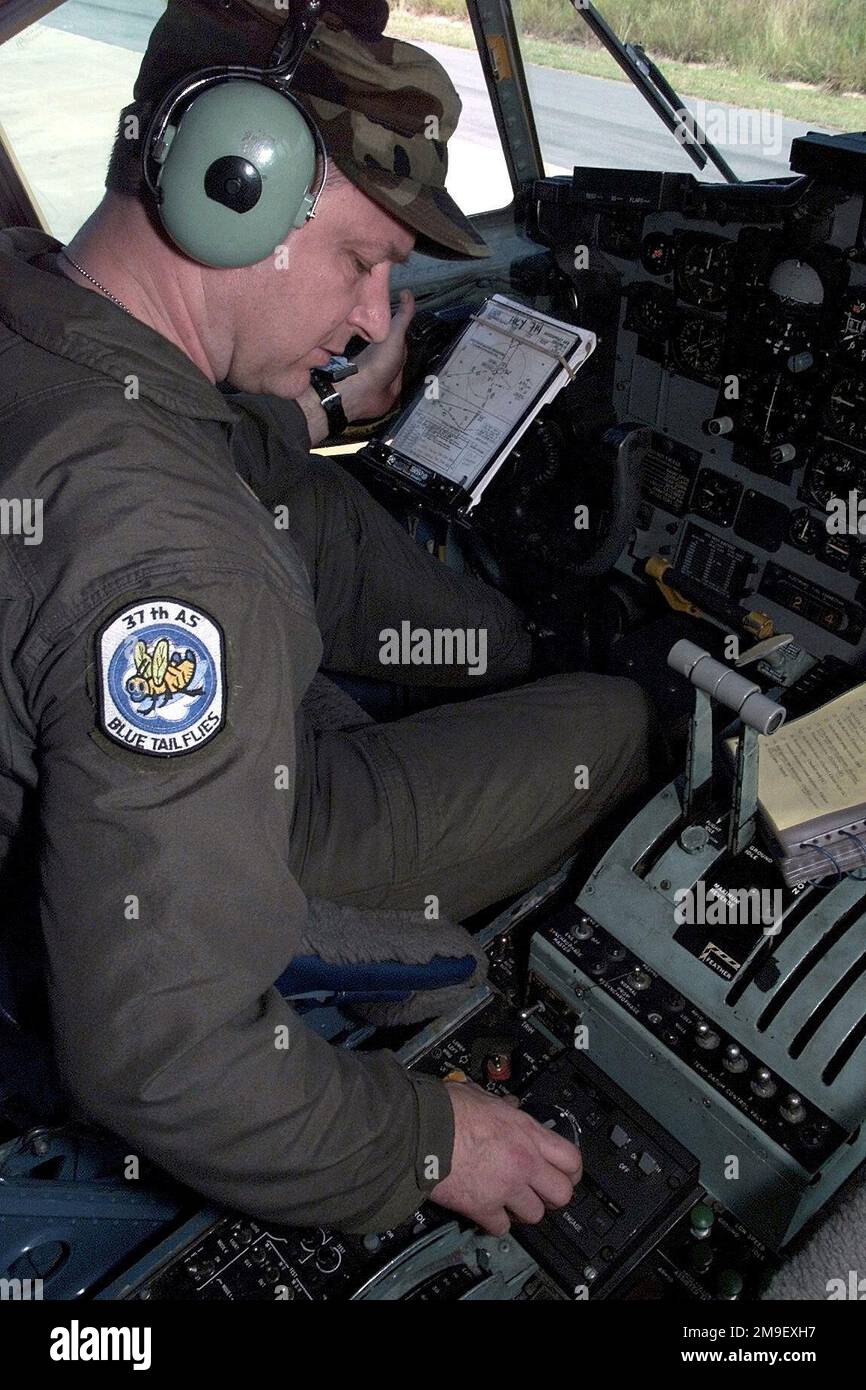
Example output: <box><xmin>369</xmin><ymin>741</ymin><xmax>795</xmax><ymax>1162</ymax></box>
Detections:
<box><xmin>97</xmin><ymin>599</ymin><xmax>226</xmax><ymax>757</ymax></box>
<box><xmin>126</xmin><ymin>639</ymin><xmax>204</xmax><ymax>715</ymax></box>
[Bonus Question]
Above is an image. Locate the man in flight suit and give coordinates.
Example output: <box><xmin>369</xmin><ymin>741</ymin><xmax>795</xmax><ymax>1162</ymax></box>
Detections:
<box><xmin>0</xmin><ymin>0</ymin><xmax>650</xmax><ymax>1237</ymax></box>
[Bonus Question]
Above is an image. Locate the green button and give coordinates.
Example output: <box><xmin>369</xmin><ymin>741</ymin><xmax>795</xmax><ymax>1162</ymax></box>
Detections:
<box><xmin>690</xmin><ymin>1202</ymin><xmax>715</xmax><ymax>1237</ymax></box>
<box><xmin>717</xmin><ymin>1269</ymin><xmax>745</xmax><ymax>1299</ymax></box>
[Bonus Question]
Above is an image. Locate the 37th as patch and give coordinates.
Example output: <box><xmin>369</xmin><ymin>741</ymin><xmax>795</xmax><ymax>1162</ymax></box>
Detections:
<box><xmin>97</xmin><ymin>599</ymin><xmax>226</xmax><ymax>757</ymax></box>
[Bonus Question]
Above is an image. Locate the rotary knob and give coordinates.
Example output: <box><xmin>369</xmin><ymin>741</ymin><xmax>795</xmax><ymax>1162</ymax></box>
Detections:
<box><xmin>522</xmin><ymin>1100</ymin><xmax>582</xmax><ymax>1151</ymax></box>
<box><xmin>315</xmin><ymin>1244</ymin><xmax>343</xmax><ymax>1276</ymax></box>
<box><xmin>300</xmin><ymin>1228</ymin><xmax>328</xmax><ymax>1253</ymax></box>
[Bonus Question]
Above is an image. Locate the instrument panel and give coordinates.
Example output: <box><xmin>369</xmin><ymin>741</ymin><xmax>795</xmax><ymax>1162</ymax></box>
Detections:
<box><xmin>530</xmin><ymin>137</ymin><xmax>866</xmax><ymax>662</ymax></box>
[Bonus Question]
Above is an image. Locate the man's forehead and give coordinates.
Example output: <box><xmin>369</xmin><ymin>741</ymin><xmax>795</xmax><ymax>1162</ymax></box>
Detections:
<box><xmin>354</xmin><ymin>237</ymin><xmax>413</xmax><ymax>265</ymax></box>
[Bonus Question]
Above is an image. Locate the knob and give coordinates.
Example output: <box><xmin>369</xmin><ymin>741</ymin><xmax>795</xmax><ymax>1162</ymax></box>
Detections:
<box><xmin>751</xmin><ymin>1067</ymin><xmax>777</xmax><ymax>1099</ymax></box>
<box><xmin>716</xmin><ymin>1268</ymin><xmax>745</xmax><ymax>1300</ymax></box>
<box><xmin>523</xmin><ymin>1101</ymin><xmax>582</xmax><ymax>1150</ymax></box>
<box><xmin>694</xmin><ymin>1022</ymin><xmax>720</xmax><ymax>1050</ymax></box>
<box><xmin>486</xmin><ymin>1052</ymin><xmax>512</xmax><ymax>1083</ymax></box>
<box><xmin>690</xmin><ymin>1202</ymin><xmax>715</xmax><ymax>1240</ymax></box>
<box><xmin>787</xmin><ymin>352</ymin><xmax>814</xmax><ymax>374</ymax></box>
<box><xmin>707</xmin><ymin>415</ymin><xmax>734</xmax><ymax>436</ymax></box>
<box><xmin>723</xmin><ymin>1043</ymin><xmax>748</xmax><ymax>1074</ymax></box>
<box><xmin>362</xmin><ymin>1233</ymin><xmax>382</xmax><ymax>1253</ymax></box>
<box><xmin>770</xmin><ymin>443</ymin><xmax>797</xmax><ymax>466</ymax></box>
<box><xmin>680</xmin><ymin>824</ymin><xmax>709</xmax><ymax>854</ymax></box>
<box><xmin>300</xmin><ymin>1228</ymin><xmax>328</xmax><ymax>1253</ymax></box>
<box><xmin>780</xmin><ymin>1093</ymin><xmax>806</xmax><ymax>1124</ymax></box>
<box><xmin>315</xmin><ymin>1245</ymin><xmax>343</xmax><ymax>1276</ymax></box>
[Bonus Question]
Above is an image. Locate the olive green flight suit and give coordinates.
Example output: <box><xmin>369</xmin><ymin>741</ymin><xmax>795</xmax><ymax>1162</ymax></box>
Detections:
<box><xmin>0</xmin><ymin>228</ymin><xmax>649</xmax><ymax>1232</ymax></box>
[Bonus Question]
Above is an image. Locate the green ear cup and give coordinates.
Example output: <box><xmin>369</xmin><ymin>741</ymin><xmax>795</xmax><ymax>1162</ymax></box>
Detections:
<box><xmin>155</xmin><ymin>80</ymin><xmax>318</xmax><ymax>268</ymax></box>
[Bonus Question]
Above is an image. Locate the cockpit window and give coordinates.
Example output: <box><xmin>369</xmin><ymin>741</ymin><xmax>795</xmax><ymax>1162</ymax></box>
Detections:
<box><xmin>509</xmin><ymin>0</ymin><xmax>852</xmax><ymax>183</ymax></box>
<box><xmin>0</xmin><ymin>0</ymin><xmax>515</xmax><ymax>242</ymax></box>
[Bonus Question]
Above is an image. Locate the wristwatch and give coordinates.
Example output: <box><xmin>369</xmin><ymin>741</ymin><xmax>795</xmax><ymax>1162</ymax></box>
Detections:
<box><xmin>309</xmin><ymin>356</ymin><xmax>356</xmax><ymax>440</ymax></box>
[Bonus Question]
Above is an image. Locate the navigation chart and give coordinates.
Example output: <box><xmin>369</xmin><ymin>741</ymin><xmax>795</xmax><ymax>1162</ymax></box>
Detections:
<box><xmin>387</xmin><ymin>297</ymin><xmax>594</xmax><ymax>489</ymax></box>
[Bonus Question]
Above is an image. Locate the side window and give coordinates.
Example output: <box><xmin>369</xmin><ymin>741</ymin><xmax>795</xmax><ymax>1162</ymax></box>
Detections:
<box><xmin>0</xmin><ymin>0</ymin><xmax>513</xmax><ymax>242</ymax></box>
<box><xmin>0</xmin><ymin>1</ymin><xmax>160</xmax><ymax>240</ymax></box>
<box><xmin>386</xmin><ymin>7</ymin><xmax>514</xmax><ymax>215</ymax></box>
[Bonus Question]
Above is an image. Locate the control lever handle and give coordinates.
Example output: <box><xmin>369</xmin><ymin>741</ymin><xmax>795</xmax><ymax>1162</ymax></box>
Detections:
<box><xmin>667</xmin><ymin>640</ymin><xmax>786</xmax><ymax>735</ymax></box>
<box><xmin>667</xmin><ymin>641</ymin><xmax>787</xmax><ymax>854</ymax></box>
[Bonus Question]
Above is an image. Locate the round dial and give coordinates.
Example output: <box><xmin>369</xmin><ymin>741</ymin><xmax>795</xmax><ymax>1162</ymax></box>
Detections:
<box><xmin>740</xmin><ymin>376</ymin><xmax>814</xmax><ymax>446</ymax></box>
<box><xmin>678</xmin><ymin>236</ymin><xmax>734</xmax><ymax>309</ymax></box>
<box><xmin>642</xmin><ymin>232</ymin><xmax>674</xmax><ymax>276</ymax></box>
<box><xmin>838</xmin><ymin>294</ymin><xmax>866</xmax><ymax>365</ymax></box>
<box><xmin>826</xmin><ymin>374</ymin><xmax>866</xmax><ymax>446</ymax></box>
<box><xmin>767</xmin><ymin>258</ymin><xmax>825</xmax><ymax>306</ymax></box>
<box><xmin>821</xmin><ymin>534</ymin><xmax>854</xmax><ymax>571</ymax></box>
<box><xmin>805</xmin><ymin>445</ymin><xmax>866</xmax><ymax>509</ymax></box>
<box><xmin>761</xmin><ymin>309</ymin><xmax>816</xmax><ymax>363</ymax></box>
<box><xmin>673</xmin><ymin>316</ymin><xmax>725</xmax><ymax>379</ymax></box>
<box><xmin>626</xmin><ymin>283</ymin><xmax>672</xmax><ymax>339</ymax></box>
<box><xmin>788</xmin><ymin>508</ymin><xmax>823</xmax><ymax>554</ymax></box>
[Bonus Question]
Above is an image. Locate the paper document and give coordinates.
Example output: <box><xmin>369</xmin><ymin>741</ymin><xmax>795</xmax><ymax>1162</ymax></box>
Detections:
<box><xmin>387</xmin><ymin>296</ymin><xmax>594</xmax><ymax>488</ymax></box>
<box><xmin>755</xmin><ymin>683</ymin><xmax>866</xmax><ymax>834</ymax></box>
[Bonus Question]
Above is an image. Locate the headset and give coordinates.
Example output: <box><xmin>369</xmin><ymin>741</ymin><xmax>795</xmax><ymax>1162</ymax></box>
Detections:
<box><xmin>141</xmin><ymin>2</ymin><xmax>328</xmax><ymax>269</ymax></box>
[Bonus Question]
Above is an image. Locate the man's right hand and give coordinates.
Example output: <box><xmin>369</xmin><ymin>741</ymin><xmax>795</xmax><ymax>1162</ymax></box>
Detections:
<box><xmin>430</xmin><ymin>1081</ymin><xmax>582</xmax><ymax>1236</ymax></box>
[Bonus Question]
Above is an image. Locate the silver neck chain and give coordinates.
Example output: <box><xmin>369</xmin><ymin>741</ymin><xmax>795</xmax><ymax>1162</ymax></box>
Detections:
<box><xmin>59</xmin><ymin>249</ymin><xmax>132</xmax><ymax>316</ymax></box>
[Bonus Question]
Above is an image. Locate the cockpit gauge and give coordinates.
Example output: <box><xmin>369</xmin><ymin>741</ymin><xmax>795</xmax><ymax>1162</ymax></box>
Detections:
<box><xmin>766</xmin><ymin>258</ymin><xmax>826</xmax><ymax>307</ymax></box>
<box><xmin>676</xmin><ymin>234</ymin><xmax>735</xmax><ymax>309</ymax></box>
<box><xmin>825</xmin><ymin>374</ymin><xmax>866</xmax><ymax>446</ymax></box>
<box><xmin>820</xmin><ymin>534</ymin><xmax>854</xmax><ymax>571</ymax></box>
<box><xmin>787</xmin><ymin>508</ymin><xmax>823</xmax><ymax>554</ymax></box>
<box><xmin>641</xmin><ymin>233</ymin><xmax>674</xmax><ymax>277</ymax></box>
<box><xmin>672</xmin><ymin>316</ymin><xmax>725</xmax><ymax>381</ymax></box>
<box><xmin>624</xmin><ymin>283</ymin><xmax>674</xmax><ymax>340</ymax></box>
<box><xmin>599</xmin><ymin>214</ymin><xmax>645</xmax><ymax>260</ymax></box>
<box><xmin>837</xmin><ymin>294</ymin><xmax>866</xmax><ymax>366</ymax></box>
<box><xmin>739</xmin><ymin>375</ymin><xmax>814</xmax><ymax>446</ymax></box>
<box><xmin>804</xmin><ymin>444</ymin><xmax>866</xmax><ymax>509</ymax></box>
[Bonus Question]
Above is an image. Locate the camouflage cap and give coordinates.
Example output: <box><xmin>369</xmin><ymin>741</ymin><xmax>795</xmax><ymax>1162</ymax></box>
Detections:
<box><xmin>106</xmin><ymin>0</ymin><xmax>490</xmax><ymax>260</ymax></box>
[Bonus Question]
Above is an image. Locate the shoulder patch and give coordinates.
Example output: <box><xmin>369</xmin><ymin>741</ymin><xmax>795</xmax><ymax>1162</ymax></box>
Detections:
<box><xmin>97</xmin><ymin>599</ymin><xmax>226</xmax><ymax>758</ymax></box>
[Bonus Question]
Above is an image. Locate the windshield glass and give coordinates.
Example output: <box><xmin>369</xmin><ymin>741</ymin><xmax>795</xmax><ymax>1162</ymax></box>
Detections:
<box><xmin>0</xmin><ymin>0</ymin><xmax>513</xmax><ymax>244</ymax></box>
<box><xmin>510</xmin><ymin>0</ymin><xmax>860</xmax><ymax>182</ymax></box>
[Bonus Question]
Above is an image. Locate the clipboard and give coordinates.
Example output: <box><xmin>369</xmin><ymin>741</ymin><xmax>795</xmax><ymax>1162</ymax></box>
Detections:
<box><xmin>358</xmin><ymin>295</ymin><xmax>597</xmax><ymax>520</ymax></box>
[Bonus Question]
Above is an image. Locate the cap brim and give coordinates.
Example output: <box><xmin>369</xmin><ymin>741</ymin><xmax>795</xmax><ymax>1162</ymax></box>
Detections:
<box><xmin>330</xmin><ymin>156</ymin><xmax>491</xmax><ymax>261</ymax></box>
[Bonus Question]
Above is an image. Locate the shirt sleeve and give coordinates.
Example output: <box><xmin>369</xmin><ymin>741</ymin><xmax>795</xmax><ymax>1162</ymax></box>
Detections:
<box><xmin>228</xmin><ymin>393</ymin><xmax>534</xmax><ymax>687</ymax></box>
<box><xmin>226</xmin><ymin>391</ymin><xmax>314</xmax><ymax>508</ymax></box>
<box><xmin>27</xmin><ymin>563</ymin><xmax>455</xmax><ymax>1233</ymax></box>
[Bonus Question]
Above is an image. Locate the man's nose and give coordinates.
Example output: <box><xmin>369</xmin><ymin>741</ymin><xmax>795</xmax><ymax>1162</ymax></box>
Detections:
<box><xmin>348</xmin><ymin>266</ymin><xmax>393</xmax><ymax>344</ymax></box>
